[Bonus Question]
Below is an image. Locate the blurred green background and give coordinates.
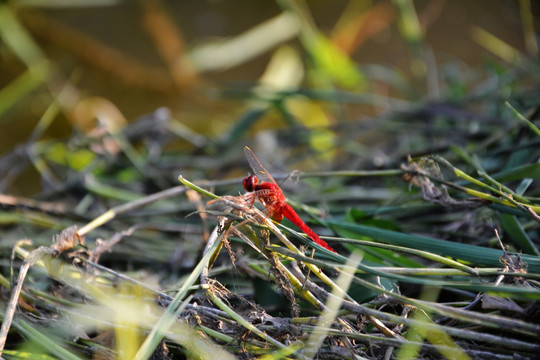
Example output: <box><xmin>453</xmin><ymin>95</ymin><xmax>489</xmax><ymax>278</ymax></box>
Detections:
<box><xmin>0</xmin><ymin>0</ymin><xmax>538</xmax><ymax>196</ymax></box>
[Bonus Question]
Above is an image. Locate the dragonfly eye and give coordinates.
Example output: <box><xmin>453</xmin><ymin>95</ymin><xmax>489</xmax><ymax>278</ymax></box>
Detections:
<box><xmin>243</xmin><ymin>175</ymin><xmax>258</xmax><ymax>191</ymax></box>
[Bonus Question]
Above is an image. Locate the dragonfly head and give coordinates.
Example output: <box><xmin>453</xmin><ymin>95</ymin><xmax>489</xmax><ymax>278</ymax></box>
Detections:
<box><xmin>243</xmin><ymin>175</ymin><xmax>259</xmax><ymax>192</ymax></box>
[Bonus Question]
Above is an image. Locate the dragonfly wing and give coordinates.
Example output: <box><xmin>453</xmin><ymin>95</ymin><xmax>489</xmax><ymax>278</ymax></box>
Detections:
<box><xmin>243</xmin><ymin>146</ymin><xmax>278</xmax><ymax>185</ymax></box>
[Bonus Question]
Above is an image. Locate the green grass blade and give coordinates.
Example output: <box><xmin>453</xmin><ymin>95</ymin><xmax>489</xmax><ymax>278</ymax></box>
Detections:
<box><xmin>505</xmin><ymin>101</ymin><xmax>540</xmax><ymax>137</ymax></box>
<box><xmin>0</xmin><ymin>62</ymin><xmax>49</xmax><ymax>119</ymax></box>
<box><xmin>328</xmin><ymin>221</ymin><xmax>540</xmax><ymax>272</ymax></box>
<box><xmin>492</xmin><ymin>163</ymin><xmax>540</xmax><ymax>182</ymax></box>
<box><xmin>12</xmin><ymin>319</ymin><xmax>83</xmax><ymax>360</ymax></box>
<box><xmin>499</xmin><ymin>213</ymin><xmax>539</xmax><ymax>255</ymax></box>
<box><xmin>134</xmin><ymin>228</ymin><xmax>224</xmax><ymax>360</ymax></box>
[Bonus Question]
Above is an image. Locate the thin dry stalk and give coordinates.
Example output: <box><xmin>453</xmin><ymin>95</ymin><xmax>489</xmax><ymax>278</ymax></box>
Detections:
<box><xmin>0</xmin><ymin>244</ymin><xmax>59</xmax><ymax>355</ymax></box>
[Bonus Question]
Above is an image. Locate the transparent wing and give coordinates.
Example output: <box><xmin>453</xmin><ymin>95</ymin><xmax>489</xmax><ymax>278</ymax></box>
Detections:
<box><xmin>243</xmin><ymin>146</ymin><xmax>278</xmax><ymax>185</ymax></box>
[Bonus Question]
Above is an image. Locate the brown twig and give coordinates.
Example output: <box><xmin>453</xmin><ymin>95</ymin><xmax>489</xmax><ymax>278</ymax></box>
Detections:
<box><xmin>0</xmin><ymin>243</ymin><xmax>59</xmax><ymax>355</ymax></box>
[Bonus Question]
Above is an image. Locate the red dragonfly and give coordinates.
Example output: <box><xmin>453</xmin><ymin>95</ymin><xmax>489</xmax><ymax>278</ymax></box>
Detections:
<box><xmin>242</xmin><ymin>146</ymin><xmax>336</xmax><ymax>253</ymax></box>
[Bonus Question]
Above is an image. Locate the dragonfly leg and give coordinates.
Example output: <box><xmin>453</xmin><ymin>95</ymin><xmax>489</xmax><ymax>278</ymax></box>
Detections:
<box><xmin>243</xmin><ymin>193</ymin><xmax>257</xmax><ymax>208</ymax></box>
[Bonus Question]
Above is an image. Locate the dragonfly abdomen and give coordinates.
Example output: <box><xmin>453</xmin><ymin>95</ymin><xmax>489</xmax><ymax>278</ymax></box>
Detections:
<box><xmin>281</xmin><ymin>204</ymin><xmax>336</xmax><ymax>253</ymax></box>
